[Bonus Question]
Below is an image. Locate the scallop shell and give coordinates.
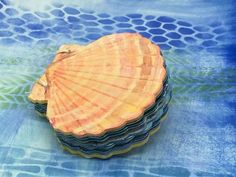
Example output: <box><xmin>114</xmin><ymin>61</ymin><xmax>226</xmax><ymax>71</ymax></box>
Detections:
<box><xmin>39</xmin><ymin>33</ymin><xmax>167</xmax><ymax>137</ymax></box>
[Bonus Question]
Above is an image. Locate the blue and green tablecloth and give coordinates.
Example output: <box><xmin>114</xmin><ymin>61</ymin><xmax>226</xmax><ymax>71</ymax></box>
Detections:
<box><xmin>0</xmin><ymin>0</ymin><xmax>235</xmax><ymax>176</ymax></box>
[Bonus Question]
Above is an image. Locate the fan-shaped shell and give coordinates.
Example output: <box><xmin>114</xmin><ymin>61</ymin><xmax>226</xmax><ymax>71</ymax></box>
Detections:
<box><xmin>43</xmin><ymin>33</ymin><xmax>166</xmax><ymax>137</ymax></box>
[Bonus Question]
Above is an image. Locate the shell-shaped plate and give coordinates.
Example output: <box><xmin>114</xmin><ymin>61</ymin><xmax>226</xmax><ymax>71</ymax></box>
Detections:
<box><xmin>30</xmin><ymin>33</ymin><xmax>167</xmax><ymax>137</ymax></box>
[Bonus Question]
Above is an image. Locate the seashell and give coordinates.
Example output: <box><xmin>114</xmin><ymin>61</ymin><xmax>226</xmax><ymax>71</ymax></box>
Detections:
<box><xmin>42</xmin><ymin>33</ymin><xmax>167</xmax><ymax>137</ymax></box>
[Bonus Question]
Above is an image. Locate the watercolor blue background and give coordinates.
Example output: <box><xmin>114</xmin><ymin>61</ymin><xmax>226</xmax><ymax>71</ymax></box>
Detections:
<box><xmin>0</xmin><ymin>0</ymin><xmax>235</xmax><ymax>176</ymax></box>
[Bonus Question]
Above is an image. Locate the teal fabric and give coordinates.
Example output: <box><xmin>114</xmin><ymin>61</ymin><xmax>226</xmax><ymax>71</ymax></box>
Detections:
<box><xmin>0</xmin><ymin>0</ymin><xmax>235</xmax><ymax>176</ymax></box>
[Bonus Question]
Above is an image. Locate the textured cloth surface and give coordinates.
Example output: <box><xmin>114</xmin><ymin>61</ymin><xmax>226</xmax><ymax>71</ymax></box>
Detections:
<box><xmin>0</xmin><ymin>0</ymin><xmax>235</xmax><ymax>176</ymax></box>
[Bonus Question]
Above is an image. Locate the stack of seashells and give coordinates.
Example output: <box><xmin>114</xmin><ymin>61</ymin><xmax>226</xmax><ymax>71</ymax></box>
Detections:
<box><xmin>28</xmin><ymin>33</ymin><xmax>172</xmax><ymax>158</ymax></box>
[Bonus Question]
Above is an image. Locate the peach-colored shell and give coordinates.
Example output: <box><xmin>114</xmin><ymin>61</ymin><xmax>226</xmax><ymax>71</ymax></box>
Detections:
<box><xmin>29</xmin><ymin>33</ymin><xmax>166</xmax><ymax>137</ymax></box>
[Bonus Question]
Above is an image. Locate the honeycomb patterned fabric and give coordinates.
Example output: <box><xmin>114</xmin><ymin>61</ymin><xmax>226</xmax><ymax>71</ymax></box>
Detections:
<box><xmin>0</xmin><ymin>0</ymin><xmax>235</xmax><ymax>176</ymax></box>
